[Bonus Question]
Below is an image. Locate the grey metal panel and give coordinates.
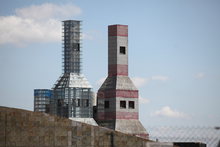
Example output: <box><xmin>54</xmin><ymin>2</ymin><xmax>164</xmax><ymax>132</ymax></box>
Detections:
<box><xmin>52</xmin><ymin>87</ymin><xmax>93</xmax><ymax>118</ymax></box>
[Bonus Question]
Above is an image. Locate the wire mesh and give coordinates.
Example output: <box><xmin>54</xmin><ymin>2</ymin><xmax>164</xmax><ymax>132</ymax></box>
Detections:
<box><xmin>147</xmin><ymin>126</ymin><xmax>220</xmax><ymax>147</ymax></box>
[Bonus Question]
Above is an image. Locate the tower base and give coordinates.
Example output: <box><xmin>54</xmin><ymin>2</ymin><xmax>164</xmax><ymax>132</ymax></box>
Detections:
<box><xmin>97</xmin><ymin>119</ymin><xmax>149</xmax><ymax>139</ymax></box>
<box><xmin>115</xmin><ymin>119</ymin><xmax>149</xmax><ymax>138</ymax></box>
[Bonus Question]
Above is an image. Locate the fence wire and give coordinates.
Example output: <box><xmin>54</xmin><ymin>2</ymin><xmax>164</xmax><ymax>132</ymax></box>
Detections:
<box><xmin>147</xmin><ymin>126</ymin><xmax>220</xmax><ymax>147</ymax></box>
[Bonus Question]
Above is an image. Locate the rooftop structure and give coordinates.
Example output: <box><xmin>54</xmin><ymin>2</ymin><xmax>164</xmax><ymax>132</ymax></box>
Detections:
<box><xmin>95</xmin><ymin>24</ymin><xmax>149</xmax><ymax>138</ymax></box>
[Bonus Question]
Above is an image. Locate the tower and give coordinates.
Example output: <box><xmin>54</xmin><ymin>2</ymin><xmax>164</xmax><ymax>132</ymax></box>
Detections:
<box><xmin>95</xmin><ymin>25</ymin><xmax>148</xmax><ymax>138</ymax></box>
<box><xmin>50</xmin><ymin>20</ymin><xmax>96</xmax><ymax>125</ymax></box>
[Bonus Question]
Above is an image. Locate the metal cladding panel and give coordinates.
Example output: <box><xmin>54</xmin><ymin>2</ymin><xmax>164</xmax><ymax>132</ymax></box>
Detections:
<box><xmin>53</xmin><ymin>73</ymin><xmax>92</xmax><ymax>89</ymax></box>
<box><xmin>34</xmin><ymin>89</ymin><xmax>52</xmax><ymax>112</ymax></box>
<box><xmin>52</xmin><ymin>87</ymin><xmax>93</xmax><ymax>118</ymax></box>
<box><xmin>108</xmin><ymin>25</ymin><xmax>128</xmax><ymax>37</ymax></box>
<box><xmin>52</xmin><ymin>73</ymin><xmax>94</xmax><ymax>118</ymax></box>
<box><xmin>34</xmin><ymin>89</ymin><xmax>53</xmax><ymax>98</ymax></box>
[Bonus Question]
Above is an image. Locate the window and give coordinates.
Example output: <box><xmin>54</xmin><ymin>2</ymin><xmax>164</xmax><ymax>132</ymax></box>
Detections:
<box><xmin>129</xmin><ymin>101</ymin><xmax>135</xmax><ymax>109</ymax></box>
<box><xmin>104</xmin><ymin>101</ymin><xmax>109</xmax><ymax>108</ymax></box>
<box><xmin>72</xmin><ymin>43</ymin><xmax>80</xmax><ymax>51</ymax></box>
<box><xmin>76</xmin><ymin>99</ymin><xmax>80</xmax><ymax>107</ymax></box>
<box><xmin>58</xmin><ymin>99</ymin><xmax>63</xmax><ymax>107</ymax></box>
<box><xmin>120</xmin><ymin>46</ymin><xmax>126</xmax><ymax>54</ymax></box>
<box><xmin>120</xmin><ymin>101</ymin><xmax>126</xmax><ymax>109</ymax></box>
<box><xmin>85</xmin><ymin>99</ymin><xmax>89</xmax><ymax>107</ymax></box>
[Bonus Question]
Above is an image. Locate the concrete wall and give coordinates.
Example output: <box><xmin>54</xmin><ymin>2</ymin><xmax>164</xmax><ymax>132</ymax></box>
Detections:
<box><xmin>0</xmin><ymin>106</ymin><xmax>174</xmax><ymax>147</ymax></box>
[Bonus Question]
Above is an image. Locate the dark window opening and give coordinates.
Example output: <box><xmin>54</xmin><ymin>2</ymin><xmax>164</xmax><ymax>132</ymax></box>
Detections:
<box><xmin>77</xmin><ymin>43</ymin><xmax>80</xmax><ymax>51</ymax></box>
<box><xmin>76</xmin><ymin>99</ymin><xmax>80</xmax><ymax>107</ymax></box>
<box><xmin>120</xmin><ymin>101</ymin><xmax>126</xmax><ymax>109</ymax></box>
<box><xmin>72</xmin><ymin>43</ymin><xmax>80</xmax><ymax>51</ymax></box>
<box><xmin>58</xmin><ymin>99</ymin><xmax>63</xmax><ymax>107</ymax></box>
<box><xmin>129</xmin><ymin>101</ymin><xmax>135</xmax><ymax>109</ymax></box>
<box><xmin>86</xmin><ymin>99</ymin><xmax>89</xmax><ymax>107</ymax></box>
<box><xmin>105</xmin><ymin>101</ymin><xmax>109</xmax><ymax>108</ymax></box>
<box><xmin>120</xmin><ymin>46</ymin><xmax>126</xmax><ymax>54</ymax></box>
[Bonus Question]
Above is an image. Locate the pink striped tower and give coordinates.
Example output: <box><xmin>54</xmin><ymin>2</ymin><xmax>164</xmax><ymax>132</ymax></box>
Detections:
<box><xmin>95</xmin><ymin>25</ymin><xmax>149</xmax><ymax>139</ymax></box>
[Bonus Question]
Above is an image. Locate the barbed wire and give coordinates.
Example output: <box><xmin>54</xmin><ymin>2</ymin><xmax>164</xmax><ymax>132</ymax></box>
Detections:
<box><xmin>147</xmin><ymin>126</ymin><xmax>220</xmax><ymax>147</ymax></box>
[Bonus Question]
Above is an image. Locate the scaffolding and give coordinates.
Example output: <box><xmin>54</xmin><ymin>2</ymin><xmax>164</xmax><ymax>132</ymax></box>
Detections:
<box><xmin>50</xmin><ymin>20</ymin><xmax>94</xmax><ymax>119</ymax></box>
<box><xmin>34</xmin><ymin>89</ymin><xmax>52</xmax><ymax>113</ymax></box>
<box><xmin>62</xmin><ymin>20</ymin><xmax>82</xmax><ymax>74</ymax></box>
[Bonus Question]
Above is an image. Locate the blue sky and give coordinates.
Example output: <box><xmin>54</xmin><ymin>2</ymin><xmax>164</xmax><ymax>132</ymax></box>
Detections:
<box><xmin>0</xmin><ymin>0</ymin><xmax>220</xmax><ymax>127</ymax></box>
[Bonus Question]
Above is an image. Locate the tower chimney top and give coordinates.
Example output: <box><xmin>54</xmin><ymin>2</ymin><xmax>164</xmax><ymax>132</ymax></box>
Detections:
<box><xmin>108</xmin><ymin>25</ymin><xmax>128</xmax><ymax>37</ymax></box>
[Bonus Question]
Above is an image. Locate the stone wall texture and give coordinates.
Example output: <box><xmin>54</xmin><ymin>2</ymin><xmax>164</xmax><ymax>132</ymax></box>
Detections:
<box><xmin>0</xmin><ymin>106</ymin><xmax>174</xmax><ymax>147</ymax></box>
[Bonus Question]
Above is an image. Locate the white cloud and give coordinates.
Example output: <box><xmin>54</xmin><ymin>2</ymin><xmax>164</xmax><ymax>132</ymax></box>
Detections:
<box><xmin>0</xmin><ymin>16</ymin><xmax>61</xmax><ymax>45</ymax></box>
<box><xmin>0</xmin><ymin>3</ymin><xmax>82</xmax><ymax>46</ymax></box>
<box><xmin>131</xmin><ymin>77</ymin><xmax>149</xmax><ymax>88</ymax></box>
<box><xmin>151</xmin><ymin>75</ymin><xmax>169</xmax><ymax>81</ymax></box>
<box><xmin>152</xmin><ymin>106</ymin><xmax>188</xmax><ymax>118</ymax></box>
<box><xmin>15</xmin><ymin>3</ymin><xmax>81</xmax><ymax>21</ymax></box>
<box><xmin>195</xmin><ymin>72</ymin><xmax>205</xmax><ymax>79</ymax></box>
<box><xmin>139</xmin><ymin>96</ymin><xmax>150</xmax><ymax>104</ymax></box>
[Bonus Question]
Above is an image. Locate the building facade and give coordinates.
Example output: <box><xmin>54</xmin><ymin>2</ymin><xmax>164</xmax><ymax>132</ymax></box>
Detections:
<box><xmin>34</xmin><ymin>89</ymin><xmax>52</xmax><ymax>113</ymax></box>
<box><xmin>95</xmin><ymin>25</ymin><xmax>149</xmax><ymax>138</ymax></box>
<box><xmin>49</xmin><ymin>20</ymin><xmax>95</xmax><ymax>123</ymax></box>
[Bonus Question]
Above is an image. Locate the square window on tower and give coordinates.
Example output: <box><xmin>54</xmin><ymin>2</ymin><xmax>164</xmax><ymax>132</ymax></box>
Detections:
<box><xmin>104</xmin><ymin>101</ymin><xmax>110</xmax><ymax>108</ymax></box>
<box><xmin>120</xmin><ymin>101</ymin><xmax>126</xmax><ymax>109</ymax></box>
<box><xmin>120</xmin><ymin>46</ymin><xmax>126</xmax><ymax>54</ymax></box>
<box><xmin>129</xmin><ymin>101</ymin><xmax>135</xmax><ymax>109</ymax></box>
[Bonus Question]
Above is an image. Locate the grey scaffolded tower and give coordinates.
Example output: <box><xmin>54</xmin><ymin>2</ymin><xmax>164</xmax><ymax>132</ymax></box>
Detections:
<box><xmin>51</xmin><ymin>20</ymin><xmax>97</xmax><ymax>125</ymax></box>
<box><xmin>95</xmin><ymin>25</ymin><xmax>148</xmax><ymax>138</ymax></box>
